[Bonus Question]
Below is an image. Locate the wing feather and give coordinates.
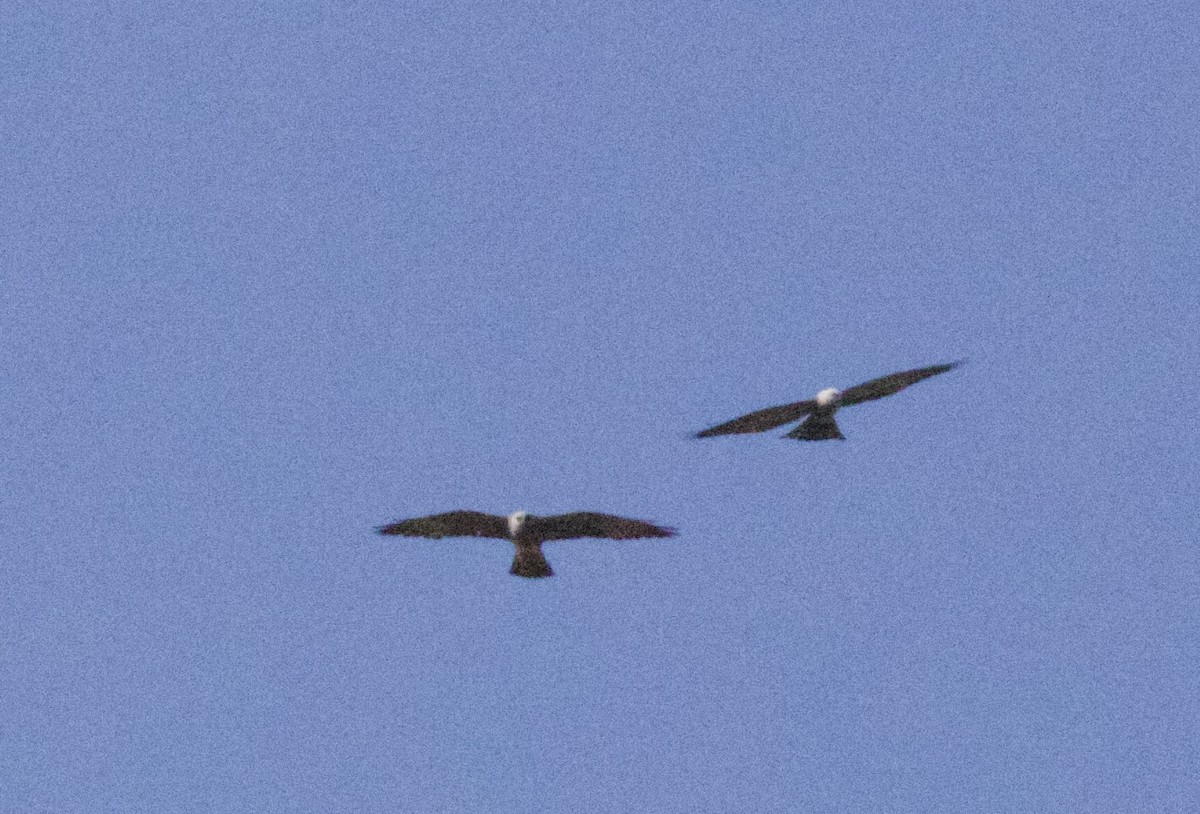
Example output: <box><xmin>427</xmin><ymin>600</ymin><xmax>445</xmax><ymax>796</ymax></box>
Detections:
<box><xmin>695</xmin><ymin>399</ymin><xmax>817</xmax><ymax>437</ymax></box>
<box><xmin>839</xmin><ymin>362</ymin><xmax>961</xmax><ymax>406</ymax></box>
<box><xmin>530</xmin><ymin>512</ymin><xmax>676</xmax><ymax>542</ymax></box>
<box><xmin>376</xmin><ymin>510</ymin><xmax>509</xmax><ymax>539</ymax></box>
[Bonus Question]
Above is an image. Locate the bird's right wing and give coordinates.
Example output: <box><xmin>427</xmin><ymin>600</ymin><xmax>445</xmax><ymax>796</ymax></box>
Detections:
<box><xmin>533</xmin><ymin>513</ymin><xmax>676</xmax><ymax>542</ymax></box>
<box><xmin>376</xmin><ymin>511</ymin><xmax>509</xmax><ymax>539</ymax></box>
<box><xmin>695</xmin><ymin>399</ymin><xmax>817</xmax><ymax>437</ymax></box>
<box><xmin>839</xmin><ymin>362</ymin><xmax>960</xmax><ymax>406</ymax></box>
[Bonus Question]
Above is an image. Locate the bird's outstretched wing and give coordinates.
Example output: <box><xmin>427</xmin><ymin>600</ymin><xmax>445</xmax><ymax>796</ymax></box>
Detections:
<box><xmin>695</xmin><ymin>399</ymin><xmax>817</xmax><ymax>438</ymax></box>
<box><xmin>839</xmin><ymin>362</ymin><xmax>961</xmax><ymax>406</ymax></box>
<box><xmin>376</xmin><ymin>511</ymin><xmax>509</xmax><ymax>539</ymax></box>
<box><xmin>531</xmin><ymin>512</ymin><xmax>677</xmax><ymax>542</ymax></box>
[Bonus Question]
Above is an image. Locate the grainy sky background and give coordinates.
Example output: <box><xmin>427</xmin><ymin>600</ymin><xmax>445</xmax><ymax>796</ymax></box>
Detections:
<box><xmin>4</xmin><ymin>2</ymin><xmax>1198</xmax><ymax>811</ymax></box>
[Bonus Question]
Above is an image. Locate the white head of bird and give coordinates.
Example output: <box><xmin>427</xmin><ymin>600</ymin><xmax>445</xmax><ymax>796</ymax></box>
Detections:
<box><xmin>815</xmin><ymin>387</ymin><xmax>842</xmax><ymax>408</ymax></box>
<box><xmin>507</xmin><ymin>510</ymin><xmax>530</xmax><ymax>538</ymax></box>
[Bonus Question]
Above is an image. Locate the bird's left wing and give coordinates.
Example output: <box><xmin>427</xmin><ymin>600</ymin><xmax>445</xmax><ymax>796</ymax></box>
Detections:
<box><xmin>695</xmin><ymin>399</ymin><xmax>818</xmax><ymax>437</ymax></box>
<box><xmin>531</xmin><ymin>512</ymin><xmax>677</xmax><ymax>542</ymax></box>
<box><xmin>376</xmin><ymin>510</ymin><xmax>509</xmax><ymax>539</ymax></box>
<box><xmin>839</xmin><ymin>362</ymin><xmax>961</xmax><ymax>406</ymax></box>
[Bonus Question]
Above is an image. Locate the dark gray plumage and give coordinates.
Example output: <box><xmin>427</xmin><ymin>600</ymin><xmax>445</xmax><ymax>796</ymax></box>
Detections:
<box><xmin>376</xmin><ymin>510</ymin><xmax>676</xmax><ymax>578</ymax></box>
<box><xmin>696</xmin><ymin>361</ymin><xmax>961</xmax><ymax>441</ymax></box>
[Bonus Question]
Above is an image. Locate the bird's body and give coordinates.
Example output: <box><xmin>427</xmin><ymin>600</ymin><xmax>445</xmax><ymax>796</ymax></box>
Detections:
<box><xmin>696</xmin><ymin>361</ymin><xmax>961</xmax><ymax>441</ymax></box>
<box><xmin>506</xmin><ymin>511</ymin><xmax>553</xmax><ymax>577</ymax></box>
<box><xmin>376</xmin><ymin>510</ymin><xmax>676</xmax><ymax>578</ymax></box>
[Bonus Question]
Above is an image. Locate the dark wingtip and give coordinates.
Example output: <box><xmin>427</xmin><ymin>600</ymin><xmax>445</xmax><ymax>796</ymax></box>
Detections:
<box><xmin>375</xmin><ymin>524</ymin><xmax>400</xmax><ymax>535</ymax></box>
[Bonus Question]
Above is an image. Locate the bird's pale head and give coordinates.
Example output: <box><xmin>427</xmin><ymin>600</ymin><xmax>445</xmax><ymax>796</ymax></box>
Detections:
<box><xmin>815</xmin><ymin>387</ymin><xmax>842</xmax><ymax>407</ymax></box>
<box><xmin>507</xmin><ymin>510</ymin><xmax>531</xmax><ymax>537</ymax></box>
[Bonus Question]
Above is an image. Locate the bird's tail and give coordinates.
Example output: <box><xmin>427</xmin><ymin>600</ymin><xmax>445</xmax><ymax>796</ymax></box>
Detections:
<box><xmin>510</xmin><ymin>544</ymin><xmax>554</xmax><ymax>578</ymax></box>
<box><xmin>785</xmin><ymin>412</ymin><xmax>845</xmax><ymax>441</ymax></box>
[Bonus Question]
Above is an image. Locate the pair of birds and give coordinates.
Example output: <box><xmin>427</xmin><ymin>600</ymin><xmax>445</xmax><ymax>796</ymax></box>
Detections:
<box><xmin>378</xmin><ymin>361</ymin><xmax>960</xmax><ymax>577</ymax></box>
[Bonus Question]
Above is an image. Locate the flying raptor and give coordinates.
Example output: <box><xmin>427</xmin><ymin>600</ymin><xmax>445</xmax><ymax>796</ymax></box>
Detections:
<box><xmin>376</xmin><ymin>510</ymin><xmax>677</xmax><ymax>578</ymax></box>
<box><xmin>696</xmin><ymin>361</ymin><xmax>961</xmax><ymax>441</ymax></box>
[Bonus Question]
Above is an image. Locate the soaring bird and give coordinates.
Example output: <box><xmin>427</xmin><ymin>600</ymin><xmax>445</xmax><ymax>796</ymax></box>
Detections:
<box><xmin>696</xmin><ymin>361</ymin><xmax>961</xmax><ymax>441</ymax></box>
<box><xmin>375</xmin><ymin>510</ymin><xmax>677</xmax><ymax>578</ymax></box>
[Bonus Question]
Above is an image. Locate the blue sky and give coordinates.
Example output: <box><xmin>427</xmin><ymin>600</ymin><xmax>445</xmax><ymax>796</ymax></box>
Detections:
<box><xmin>4</xmin><ymin>2</ymin><xmax>1198</xmax><ymax>811</ymax></box>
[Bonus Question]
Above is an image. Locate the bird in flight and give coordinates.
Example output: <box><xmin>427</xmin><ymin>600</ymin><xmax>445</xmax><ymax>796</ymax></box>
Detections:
<box><xmin>376</xmin><ymin>510</ymin><xmax>676</xmax><ymax>578</ymax></box>
<box><xmin>695</xmin><ymin>361</ymin><xmax>961</xmax><ymax>441</ymax></box>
